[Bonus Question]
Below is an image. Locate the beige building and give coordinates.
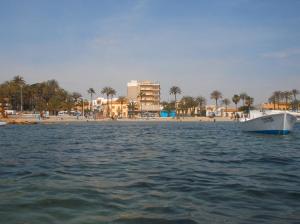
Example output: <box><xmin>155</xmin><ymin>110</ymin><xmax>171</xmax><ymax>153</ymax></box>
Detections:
<box><xmin>127</xmin><ymin>80</ymin><xmax>160</xmax><ymax>116</ymax></box>
<box><xmin>93</xmin><ymin>97</ymin><xmax>128</xmax><ymax>118</ymax></box>
<box><xmin>262</xmin><ymin>102</ymin><xmax>294</xmax><ymax>110</ymax></box>
<box><xmin>109</xmin><ymin>100</ymin><xmax>128</xmax><ymax>118</ymax></box>
<box><xmin>127</xmin><ymin>80</ymin><xmax>139</xmax><ymax>101</ymax></box>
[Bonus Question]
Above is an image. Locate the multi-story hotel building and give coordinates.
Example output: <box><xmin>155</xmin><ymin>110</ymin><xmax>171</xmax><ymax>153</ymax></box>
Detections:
<box><xmin>127</xmin><ymin>80</ymin><xmax>160</xmax><ymax>116</ymax></box>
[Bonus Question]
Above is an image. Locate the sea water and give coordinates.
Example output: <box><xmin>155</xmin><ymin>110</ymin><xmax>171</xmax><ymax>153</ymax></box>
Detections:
<box><xmin>0</xmin><ymin>122</ymin><xmax>300</xmax><ymax>224</ymax></box>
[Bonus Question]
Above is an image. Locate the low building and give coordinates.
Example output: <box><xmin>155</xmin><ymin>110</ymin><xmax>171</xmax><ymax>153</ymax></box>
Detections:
<box><xmin>93</xmin><ymin>97</ymin><xmax>128</xmax><ymax>118</ymax></box>
<box><xmin>206</xmin><ymin>105</ymin><xmax>238</xmax><ymax>118</ymax></box>
<box><xmin>262</xmin><ymin>102</ymin><xmax>292</xmax><ymax>110</ymax></box>
<box><xmin>110</xmin><ymin>99</ymin><xmax>128</xmax><ymax>118</ymax></box>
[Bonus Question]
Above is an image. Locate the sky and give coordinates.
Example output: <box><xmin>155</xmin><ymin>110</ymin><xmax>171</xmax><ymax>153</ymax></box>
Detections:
<box><xmin>0</xmin><ymin>0</ymin><xmax>300</xmax><ymax>104</ymax></box>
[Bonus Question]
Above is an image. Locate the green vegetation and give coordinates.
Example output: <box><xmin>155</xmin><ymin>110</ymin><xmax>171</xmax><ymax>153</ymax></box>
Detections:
<box><xmin>269</xmin><ymin>90</ymin><xmax>299</xmax><ymax>111</ymax></box>
<box><xmin>210</xmin><ymin>90</ymin><xmax>222</xmax><ymax>109</ymax></box>
<box><xmin>87</xmin><ymin>88</ymin><xmax>96</xmax><ymax>111</ymax></box>
<box><xmin>169</xmin><ymin>86</ymin><xmax>182</xmax><ymax>117</ymax></box>
<box><xmin>137</xmin><ymin>91</ymin><xmax>146</xmax><ymax>114</ymax></box>
<box><xmin>239</xmin><ymin>92</ymin><xmax>248</xmax><ymax>107</ymax></box>
<box><xmin>117</xmin><ymin>96</ymin><xmax>127</xmax><ymax>118</ymax></box>
<box><xmin>127</xmin><ymin>101</ymin><xmax>138</xmax><ymax>118</ymax></box>
<box><xmin>222</xmin><ymin>98</ymin><xmax>231</xmax><ymax>114</ymax></box>
<box><xmin>101</xmin><ymin>86</ymin><xmax>116</xmax><ymax>117</ymax></box>
<box><xmin>161</xmin><ymin>101</ymin><xmax>175</xmax><ymax>116</ymax></box>
<box><xmin>0</xmin><ymin>76</ymin><xmax>81</xmax><ymax>115</ymax></box>
<box><xmin>232</xmin><ymin>94</ymin><xmax>240</xmax><ymax>112</ymax></box>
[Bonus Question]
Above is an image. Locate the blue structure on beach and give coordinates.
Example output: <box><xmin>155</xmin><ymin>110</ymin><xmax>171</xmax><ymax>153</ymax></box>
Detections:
<box><xmin>160</xmin><ymin>111</ymin><xmax>176</xmax><ymax>118</ymax></box>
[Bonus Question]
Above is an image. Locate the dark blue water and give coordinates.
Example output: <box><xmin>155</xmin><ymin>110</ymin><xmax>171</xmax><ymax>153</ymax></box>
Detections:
<box><xmin>1</xmin><ymin>122</ymin><xmax>300</xmax><ymax>224</ymax></box>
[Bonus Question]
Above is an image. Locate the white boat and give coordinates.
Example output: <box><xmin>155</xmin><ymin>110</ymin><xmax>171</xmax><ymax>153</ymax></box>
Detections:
<box><xmin>0</xmin><ymin>121</ymin><xmax>7</xmax><ymax>126</ymax></box>
<box><xmin>288</xmin><ymin>111</ymin><xmax>300</xmax><ymax>121</ymax></box>
<box><xmin>239</xmin><ymin>110</ymin><xmax>297</xmax><ymax>134</ymax></box>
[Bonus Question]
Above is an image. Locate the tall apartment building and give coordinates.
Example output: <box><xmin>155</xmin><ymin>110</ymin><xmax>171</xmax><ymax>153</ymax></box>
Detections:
<box><xmin>127</xmin><ymin>80</ymin><xmax>160</xmax><ymax>116</ymax></box>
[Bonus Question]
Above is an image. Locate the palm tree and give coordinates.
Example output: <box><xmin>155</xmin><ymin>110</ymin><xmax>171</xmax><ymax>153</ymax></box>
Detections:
<box><xmin>292</xmin><ymin>89</ymin><xmax>299</xmax><ymax>111</ymax></box>
<box><xmin>169</xmin><ymin>86</ymin><xmax>182</xmax><ymax>117</ymax></box>
<box><xmin>13</xmin><ymin>75</ymin><xmax>26</xmax><ymax>111</ymax></box>
<box><xmin>245</xmin><ymin>96</ymin><xmax>254</xmax><ymax>112</ymax></box>
<box><xmin>109</xmin><ymin>88</ymin><xmax>116</xmax><ymax>117</ymax></box>
<box><xmin>268</xmin><ymin>94</ymin><xmax>276</xmax><ymax>110</ymax></box>
<box><xmin>179</xmin><ymin>96</ymin><xmax>197</xmax><ymax>116</ymax></box>
<box><xmin>283</xmin><ymin>91</ymin><xmax>292</xmax><ymax>110</ymax></box>
<box><xmin>117</xmin><ymin>96</ymin><xmax>127</xmax><ymax>118</ymax></box>
<box><xmin>239</xmin><ymin>92</ymin><xmax>248</xmax><ymax>107</ymax></box>
<box><xmin>87</xmin><ymin>88</ymin><xmax>95</xmax><ymax>111</ymax></box>
<box><xmin>232</xmin><ymin>94</ymin><xmax>240</xmax><ymax>113</ymax></box>
<box><xmin>127</xmin><ymin>101</ymin><xmax>137</xmax><ymax>118</ymax></box>
<box><xmin>273</xmin><ymin>91</ymin><xmax>282</xmax><ymax>109</ymax></box>
<box><xmin>138</xmin><ymin>91</ymin><xmax>146</xmax><ymax>117</ymax></box>
<box><xmin>72</xmin><ymin>92</ymin><xmax>82</xmax><ymax>102</ymax></box>
<box><xmin>222</xmin><ymin>98</ymin><xmax>230</xmax><ymax>116</ymax></box>
<box><xmin>292</xmin><ymin>89</ymin><xmax>299</xmax><ymax>101</ymax></box>
<box><xmin>279</xmin><ymin>91</ymin><xmax>286</xmax><ymax>109</ymax></box>
<box><xmin>101</xmin><ymin>87</ymin><xmax>112</xmax><ymax>117</ymax></box>
<box><xmin>195</xmin><ymin>96</ymin><xmax>206</xmax><ymax>116</ymax></box>
<box><xmin>13</xmin><ymin>75</ymin><xmax>25</xmax><ymax>86</ymax></box>
<box><xmin>210</xmin><ymin>90</ymin><xmax>222</xmax><ymax>110</ymax></box>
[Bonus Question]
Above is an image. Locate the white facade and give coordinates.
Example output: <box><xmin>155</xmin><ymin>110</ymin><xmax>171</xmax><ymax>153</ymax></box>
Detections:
<box><xmin>92</xmin><ymin>97</ymin><xmax>118</xmax><ymax>111</ymax></box>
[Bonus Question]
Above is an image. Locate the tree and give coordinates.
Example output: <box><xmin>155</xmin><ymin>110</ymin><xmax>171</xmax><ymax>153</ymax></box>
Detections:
<box><xmin>109</xmin><ymin>88</ymin><xmax>116</xmax><ymax>117</ymax></box>
<box><xmin>101</xmin><ymin>87</ymin><xmax>112</xmax><ymax>117</ymax></box>
<box><xmin>161</xmin><ymin>101</ymin><xmax>174</xmax><ymax>117</ymax></box>
<box><xmin>13</xmin><ymin>75</ymin><xmax>26</xmax><ymax>111</ymax></box>
<box><xmin>0</xmin><ymin>77</ymin><xmax>81</xmax><ymax>115</ymax></box>
<box><xmin>42</xmin><ymin>80</ymin><xmax>60</xmax><ymax>111</ymax></box>
<box><xmin>127</xmin><ymin>101</ymin><xmax>138</xmax><ymax>118</ymax></box>
<box><xmin>292</xmin><ymin>89</ymin><xmax>299</xmax><ymax>112</ymax></box>
<box><xmin>117</xmin><ymin>96</ymin><xmax>127</xmax><ymax>118</ymax></box>
<box><xmin>222</xmin><ymin>98</ymin><xmax>230</xmax><ymax>115</ymax></box>
<box><xmin>283</xmin><ymin>91</ymin><xmax>292</xmax><ymax>110</ymax></box>
<box><xmin>72</xmin><ymin>92</ymin><xmax>82</xmax><ymax>102</ymax></box>
<box><xmin>210</xmin><ymin>90</ymin><xmax>222</xmax><ymax>110</ymax></box>
<box><xmin>138</xmin><ymin>91</ymin><xmax>146</xmax><ymax>117</ymax></box>
<box><xmin>178</xmin><ymin>97</ymin><xmax>189</xmax><ymax>116</ymax></box>
<box><xmin>268</xmin><ymin>95</ymin><xmax>276</xmax><ymax>110</ymax></box>
<box><xmin>87</xmin><ymin>88</ymin><xmax>96</xmax><ymax>111</ymax></box>
<box><xmin>169</xmin><ymin>86</ymin><xmax>182</xmax><ymax>117</ymax></box>
<box><xmin>273</xmin><ymin>91</ymin><xmax>282</xmax><ymax>109</ymax></box>
<box><xmin>279</xmin><ymin>91</ymin><xmax>286</xmax><ymax>108</ymax></box>
<box><xmin>232</xmin><ymin>94</ymin><xmax>240</xmax><ymax>112</ymax></box>
<box><xmin>239</xmin><ymin>93</ymin><xmax>248</xmax><ymax>107</ymax></box>
<box><xmin>245</xmin><ymin>96</ymin><xmax>254</xmax><ymax>112</ymax></box>
<box><xmin>195</xmin><ymin>96</ymin><xmax>206</xmax><ymax>116</ymax></box>
<box><xmin>13</xmin><ymin>75</ymin><xmax>26</xmax><ymax>87</ymax></box>
<box><xmin>178</xmin><ymin>96</ymin><xmax>197</xmax><ymax>116</ymax></box>
<box><xmin>292</xmin><ymin>89</ymin><xmax>299</xmax><ymax>101</ymax></box>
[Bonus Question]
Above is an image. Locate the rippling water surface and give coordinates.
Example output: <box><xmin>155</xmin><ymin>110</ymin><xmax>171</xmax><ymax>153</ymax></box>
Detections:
<box><xmin>1</xmin><ymin>121</ymin><xmax>300</xmax><ymax>224</ymax></box>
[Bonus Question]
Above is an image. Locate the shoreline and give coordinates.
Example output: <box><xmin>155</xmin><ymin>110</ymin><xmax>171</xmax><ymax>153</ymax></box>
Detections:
<box><xmin>2</xmin><ymin>116</ymin><xmax>235</xmax><ymax>125</ymax></box>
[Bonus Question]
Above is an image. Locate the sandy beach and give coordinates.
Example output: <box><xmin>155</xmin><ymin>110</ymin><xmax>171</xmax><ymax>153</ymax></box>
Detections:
<box><xmin>2</xmin><ymin>115</ymin><xmax>234</xmax><ymax>125</ymax></box>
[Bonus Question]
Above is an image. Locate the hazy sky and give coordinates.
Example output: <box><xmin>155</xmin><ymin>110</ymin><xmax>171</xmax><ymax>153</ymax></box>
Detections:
<box><xmin>1</xmin><ymin>0</ymin><xmax>300</xmax><ymax>104</ymax></box>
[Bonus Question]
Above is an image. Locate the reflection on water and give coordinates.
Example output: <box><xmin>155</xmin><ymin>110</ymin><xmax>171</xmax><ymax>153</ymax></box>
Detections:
<box><xmin>0</xmin><ymin>122</ymin><xmax>300</xmax><ymax>224</ymax></box>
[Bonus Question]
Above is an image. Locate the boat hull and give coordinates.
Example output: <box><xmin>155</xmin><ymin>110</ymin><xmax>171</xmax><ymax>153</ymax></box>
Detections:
<box><xmin>240</xmin><ymin>113</ymin><xmax>297</xmax><ymax>134</ymax></box>
<box><xmin>0</xmin><ymin>121</ymin><xmax>7</xmax><ymax>126</ymax></box>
